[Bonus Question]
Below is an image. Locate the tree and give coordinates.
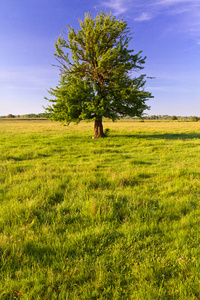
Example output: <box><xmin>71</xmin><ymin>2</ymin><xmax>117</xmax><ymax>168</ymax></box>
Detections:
<box><xmin>190</xmin><ymin>116</ymin><xmax>199</xmax><ymax>122</ymax></box>
<box><xmin>7</xmin><ymin>114</ymin><xmax>15</xmax><ymax>118</ymax></box>
<box><xmin>44</xmin><ymin>12</ymin><xmax>153</xmax><ymax>138</ymax></box>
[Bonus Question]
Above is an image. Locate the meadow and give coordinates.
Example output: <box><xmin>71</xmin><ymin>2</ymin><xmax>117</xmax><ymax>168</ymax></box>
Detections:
<box><xmin>1</xmin><ymin>119</ymin><xmax>200</xmax><ymax>299</ymax></box>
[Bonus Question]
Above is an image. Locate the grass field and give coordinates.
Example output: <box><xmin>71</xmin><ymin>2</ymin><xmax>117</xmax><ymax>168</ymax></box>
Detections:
<box><xmin>1</xmin><ymin>119</ymin><xmax>200</xmax><ymax>299</ymax></box>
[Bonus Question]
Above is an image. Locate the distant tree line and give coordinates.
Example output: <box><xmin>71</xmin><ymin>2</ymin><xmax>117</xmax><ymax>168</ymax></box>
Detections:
<box><xmin>142</xmin><ymin>115</ymin><xmax>200</xmax><ymax>122</ymax></box>
<box><xmin>0</xmin><ymin>113</ymin><xmax>50</xmax><ymax>119</ymax></box>
<box><xmin>0</xmin><ymin>114</ymin><xmax>199</xmax><ymax>122</ymax></box>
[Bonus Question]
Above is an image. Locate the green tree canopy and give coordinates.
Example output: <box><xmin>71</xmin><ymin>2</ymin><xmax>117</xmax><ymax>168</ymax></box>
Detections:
<box><xmin>45</xmin><ymin>12</ymin><xmax>153</xmax><ymax>137</ymax></box>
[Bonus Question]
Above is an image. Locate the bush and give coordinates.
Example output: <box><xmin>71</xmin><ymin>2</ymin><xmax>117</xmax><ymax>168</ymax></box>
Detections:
<box><xmin>190</xmin><ymin>116</ymin><xmax>199</xmax><ymax>122</ymax></box>
<box><xmin>171</xmin><ymin>115</ymin><xmax>178</xmax><ymax>120</ymax></box>
<box><xmin>7</xmin><ymin>114</ymin><xmax>16</xmax><ymax>118</ymax></box>
<box><xmin>104</xmin><ymin>128</ymin><xmax>111</xmax><ymax>137</ymax></box>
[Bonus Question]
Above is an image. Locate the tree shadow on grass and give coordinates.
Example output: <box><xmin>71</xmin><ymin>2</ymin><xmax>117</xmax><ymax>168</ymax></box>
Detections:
<box><xmin>23</xmin><ymin>229</ymin><xmax>124</xmax><ymax>264</ymax></box>
<box><xmin>114</xmin><ymin>133</ymin><xmax>200</xmax><ymax>141</ymax></box>
<box><xmin>4</xmin><ymin>153</ymin><xmax>51</xmax><ymax>162</ymax></box>
<box><xmin>23</xmin><ymin>242</ymin><xmax>60</xmax><ymax>267</ymax></box>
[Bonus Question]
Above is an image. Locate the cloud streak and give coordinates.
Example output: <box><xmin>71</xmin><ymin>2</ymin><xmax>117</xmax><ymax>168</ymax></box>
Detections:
<box><xmin>134</xmin><ymin>12</ymin><xmax>153</xmax><ymax>22</ymax></box>
<box><xmin>99</xmin><ymin>0</ymin><xmax>200</xmax><ymax>42</ymax></box>
<box><xmin>100</xmin><ymin>0</ymin><xmax>129</xmax><ymax>15</ymax></box>
<box><xmin>135</xmin><ymin>0</ymin><xmax>200</xmax><ymax>21</ymax></box>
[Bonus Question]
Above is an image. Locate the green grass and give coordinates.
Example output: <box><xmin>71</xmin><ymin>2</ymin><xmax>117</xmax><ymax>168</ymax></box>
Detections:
<box><xmin>1</xmin><ymin>119</ymin><xmax>200</xmax><ymax>299</ymax></box>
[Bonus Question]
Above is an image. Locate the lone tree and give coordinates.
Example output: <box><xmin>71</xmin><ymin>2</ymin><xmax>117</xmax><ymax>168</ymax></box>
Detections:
<box><xmin>45</xmin><ymin>12</ymin><xmax>153</xmax><ymax>137</ymax></box>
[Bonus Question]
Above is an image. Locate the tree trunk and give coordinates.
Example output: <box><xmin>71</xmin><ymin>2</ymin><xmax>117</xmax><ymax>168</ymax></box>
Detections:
<box><xmin>94</xmin><ymin>119</ymin><xmax>105</xmax><ymax>138</ymax></box>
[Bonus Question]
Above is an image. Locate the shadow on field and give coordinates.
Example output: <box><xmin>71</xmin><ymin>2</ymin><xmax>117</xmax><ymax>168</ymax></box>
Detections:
<box><xmin>24</xmin><ymin>242</ymin><xmax>56</xmax><ymax>264</ymax></box>
<box><xmin>116</xmin><ymin>133</ymin><xmax>200</xmax><ymax>140</ymax></box>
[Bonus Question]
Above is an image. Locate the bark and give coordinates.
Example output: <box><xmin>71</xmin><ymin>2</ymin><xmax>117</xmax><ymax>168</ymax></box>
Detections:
<box><xmin>94</xmin><ymin>119</ymin><xmax>105</xmax><ymax>138</ymax></box>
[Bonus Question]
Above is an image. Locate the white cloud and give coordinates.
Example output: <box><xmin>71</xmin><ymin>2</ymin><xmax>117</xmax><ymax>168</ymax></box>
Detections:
<box><xmin>101</xmin><ymin>0</ymin><xmax>129</xmax><ymax>15</ymax></box>
<box><xmin>99</xmin><ymin>0</ymin><xmax>200</xmax><ymax>43</ymax></box>
<box><xmin>134</xmin><ymin>12</ymin><xmax>153</xmax><ymax>21</ymax></box>
<box><xmin>99</xmin><ymin>0</ymin><xmax>200</xmax><ymax>19</ymax></box>
<box><xmin>153</xmin><ymin>0</ymin><xmax>193</xmax><ymax>5</ymax></box>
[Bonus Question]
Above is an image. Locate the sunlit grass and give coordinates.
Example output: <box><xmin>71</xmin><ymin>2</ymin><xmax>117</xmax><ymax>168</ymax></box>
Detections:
<box><xmin>0</xmin><ymin>119</ymin><xmax>200</xmax><ymax>299</ymax></box>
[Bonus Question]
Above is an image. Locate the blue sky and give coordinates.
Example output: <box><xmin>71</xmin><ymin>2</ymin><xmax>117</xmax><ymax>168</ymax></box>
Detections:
<box><xmin>0</xmin><ymin>0</ymin><xmax>200</xmax><ymax>116</ymax></box>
